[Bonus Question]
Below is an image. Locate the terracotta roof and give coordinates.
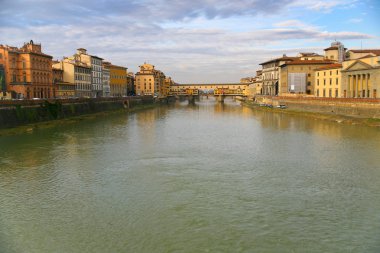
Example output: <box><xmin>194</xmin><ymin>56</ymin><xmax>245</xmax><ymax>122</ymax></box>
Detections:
<box><xmin>356</xmin><ymin>54</ymin><xmax>377</xmax><ymax>60</ymax></box>
<box><xmin>315</xmin><ymin>63</ymin><xmax>342</xmax><ymax>70</ymax></box>
<box><xmin>283</xmin><ymin>59</ymin><xmax>335</xmax><ymax>66</ymax></box>
<box><xmin>259</xmin><ymin>56</ymin><xmax>299</xmax><ymax>65</ymax></box>
<box><xmin>348</xmin><ymin>49</ymin><xmax>380</xmax><ymax>55</ymax></box>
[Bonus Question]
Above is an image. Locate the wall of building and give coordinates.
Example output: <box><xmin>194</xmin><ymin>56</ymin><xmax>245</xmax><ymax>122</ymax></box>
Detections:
<box><xmin>315</xmin><ymin>68</ymin><xmax>341</xmax><ymax>98</ymax></box>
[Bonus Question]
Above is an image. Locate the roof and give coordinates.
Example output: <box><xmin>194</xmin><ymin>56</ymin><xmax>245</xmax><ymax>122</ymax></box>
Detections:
<box><xmin>356</xmin><ymin>54</ymin><xmax>377</xmax><ymax>60</ymax></box>
<box><xmin>259</xmin><ymin>56</ymin><xmax>299</xmax><ymax>65</ymax></box>
<box><xmin>298</xmin><ymin>52</ymin><xmax>323</xmax><ymax>57</ymax></box>
<box><xmin>348</xmin><ymin>49</ymin><xmax>380</xmax><ymax>55</ymax></box>
<box><xmin>103</xmin><ymin>62</ymin><xmax>127</xmax><ymax>70</ymax></box>
<box><xmin>315</xmin><ymin>63</ymin><xmax>342</xmax><ymax>70</ymax></box>
<box><xmin>282</xmin><ymin>59</ymin><xmax>335</xmax><ymax>66</ymax></box>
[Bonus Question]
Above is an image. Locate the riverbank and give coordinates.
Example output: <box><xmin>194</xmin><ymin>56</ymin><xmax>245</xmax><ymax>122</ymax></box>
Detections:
<box><xmin>242</xmin><ymin>100</ymin><xmax>380</xmax><ymax>127</ymax></box>
<box><xmin>0</xmin><ymin>97</ymin><xmax>158</xmax><ymax>136</ymax></box>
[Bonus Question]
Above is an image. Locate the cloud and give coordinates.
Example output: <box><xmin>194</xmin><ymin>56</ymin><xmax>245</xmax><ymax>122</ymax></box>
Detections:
<box><xmin>0</xmin><ymin>0</ymin><xmax>378</xmax><ymax>83</ymax></box>
<box><xmin>347</xmin><ymin>18</ymin><xmax>363</xmax><ymax>23</ymax></box>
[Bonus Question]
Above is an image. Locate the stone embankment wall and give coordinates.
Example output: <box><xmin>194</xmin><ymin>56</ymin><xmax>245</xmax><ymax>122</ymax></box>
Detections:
<box><xmin>0</xmin><ymin>96</ymin><xmax>154</xmax><ymax>128</ymax></box>
<box><xmin>255</xmin><ymin>96</ymin><xmax>380</xmax><ymax>119</ymax></box>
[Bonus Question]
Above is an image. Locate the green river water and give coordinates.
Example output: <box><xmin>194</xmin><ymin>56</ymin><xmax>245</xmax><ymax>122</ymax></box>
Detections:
<box><xmin>0</xmin><ymin>97</ymin><xmax>380</xmax><ymax>252</ymax></box>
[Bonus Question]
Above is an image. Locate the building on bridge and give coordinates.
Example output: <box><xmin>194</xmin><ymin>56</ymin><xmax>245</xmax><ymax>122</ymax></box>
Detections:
<box><xmin>169</xmin><ymin>83</ymin><xmax>250</xmax><ymax>96</ymax></box>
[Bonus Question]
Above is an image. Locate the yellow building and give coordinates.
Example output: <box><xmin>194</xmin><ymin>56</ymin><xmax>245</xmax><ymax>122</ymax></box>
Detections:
<box><xmin>279</xmin><ymin>59</ymin><xmax>335</xmax><ymax>95</ymax></box>
<box><xmin>315</xmin><ymin>64</ymin><xmax>342</xmax><ymax>98</ymax></box>
<box><xmin>103</xmin><ymin>62</ymin><xmax>127</xmax><ymax>97</ymax></box>
<box><xmin>135</xmin><ymin>63</ymin><xmax>166</xmax><ymax>97</ymax></box>
<box><xmin>341</xmin><ymin>55</ymin><xmax>380</xmax><ymax>98</ymax></box>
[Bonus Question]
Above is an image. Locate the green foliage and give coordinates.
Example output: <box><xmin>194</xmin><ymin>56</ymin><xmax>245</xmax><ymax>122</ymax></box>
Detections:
<box><xmin>43</xmin><ymin>100</ymin><xmax>62</xmax><ymax>119</ymax></box>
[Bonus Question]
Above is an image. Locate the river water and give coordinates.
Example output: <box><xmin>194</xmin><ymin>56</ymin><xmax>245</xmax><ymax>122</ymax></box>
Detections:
<box><xmin>0</xmin><ymin>97</ymin><xmax>380</xmax><ymax>253</ymax></box>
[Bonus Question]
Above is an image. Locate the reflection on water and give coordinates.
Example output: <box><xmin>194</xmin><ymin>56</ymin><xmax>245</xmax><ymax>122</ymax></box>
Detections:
<box><xmin>1</xmin><ymin>96</ymin><xmax>380</xmax><ymax>253</ymax></box>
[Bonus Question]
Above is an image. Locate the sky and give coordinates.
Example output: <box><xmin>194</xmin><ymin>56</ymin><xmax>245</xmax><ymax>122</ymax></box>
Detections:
<box><xmin>0</xmin><ymin>0</ymin><xmax>379</xmax><ymax>83</ymax></box>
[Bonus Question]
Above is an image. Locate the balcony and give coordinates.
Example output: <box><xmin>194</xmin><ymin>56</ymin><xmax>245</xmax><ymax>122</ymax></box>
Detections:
<box><xmin>10</xmin><ymin>81</ymin><xmax>32</xmax><ymax>85</ymax></box>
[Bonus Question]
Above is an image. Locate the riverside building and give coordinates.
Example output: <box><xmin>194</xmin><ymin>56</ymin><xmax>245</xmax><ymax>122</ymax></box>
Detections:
<box><xmin>53</xmin><ymin>58</ymin><xmax>92</xmax><ymax>98</ymax></box>
<box><xmin>259</xmin><ymin>55</ymin><xmax>298</xmax><ymax>96</ymax></box>
<box><xmin>0</xmin><ymin>40</ymin><xmax>53</xmax><ymax>99</ymax></box>
<box><xmin>315</xmin><ymin>64</ymin><xmax>342</xmax><ymax>98</ymax></box>
<box><xmin>135</xmin><ymin>63</ymin><xmax>166</xmax><ymax>97</ymax></box>
<box><xmin>103</xmin><ymin>62</ymin><xmax>128</xmax><ymax>97</ymax></box>
<box><xmin>341</xmin><ymin>55</ymin><xmax>380</xmax><ymax>98</ymax></box>
<box><xmin>74</xmin><ymin>48</ymin><xmax>103</xmax><ymax>98</ymax></box>
<box><xmin>279</xmin><ymin>59</ymin><xmax>335</xmax><ymax>95</ymax></box>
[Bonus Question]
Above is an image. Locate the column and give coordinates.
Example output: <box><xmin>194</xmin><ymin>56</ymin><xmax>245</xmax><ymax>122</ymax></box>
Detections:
<box><xmin>358</xmin><ymin>74</ymin><xmax>362</xmax><ymax>98</ymax></box>
<box><xmin>368</xmin><ymin>74</ymin><xmax>371</xmax><ymax>98</ymax></box>
<box><xmin>366</xmin><ymin>74</ymin><xmax>369</xmax><ymax>98</ymax></box>
<box><xmin>348</xmin><ymin>75</ymin><xmax>351</xmax><ymax>97</ymax></box>
<box><xmin>353</xmin><ymin>75</ymin><xmax>356</xmax><ymax>98</ymax></box>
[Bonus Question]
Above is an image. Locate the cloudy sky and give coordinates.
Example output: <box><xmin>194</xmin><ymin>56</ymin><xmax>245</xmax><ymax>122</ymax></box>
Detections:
<box><xmin>1</xmin><ymin>0</ymin><xmax>379</xmax><ymax>83</ymax></box>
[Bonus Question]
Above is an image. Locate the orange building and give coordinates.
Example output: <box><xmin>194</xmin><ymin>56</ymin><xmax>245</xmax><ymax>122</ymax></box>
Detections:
<box><xmin>0</xmin><ymin>40</ymin><xmax>54</xmax><ymax>99</ymax></box>
<box><xmin>103</xmin><ymin>62</ymin><xmax>128</xmax><ymax>97</ymax></box>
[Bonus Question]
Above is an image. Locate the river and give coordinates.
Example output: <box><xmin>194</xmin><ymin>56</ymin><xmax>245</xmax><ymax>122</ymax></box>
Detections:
<box><xmin>0</xmin><ymin>97</ymin><xmax>380</xmax><ymax>252</ymax></box>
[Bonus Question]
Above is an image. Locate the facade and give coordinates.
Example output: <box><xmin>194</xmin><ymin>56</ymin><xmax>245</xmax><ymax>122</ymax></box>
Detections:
<box><xmin>103</xmin><ymin>62</ymin><xmax>127</xmax><ymax>97</ymax></box>
<box><xmin>0</xmin><ymin>40</ymin><xmax>54</xmax><ymax>99</ymax></box>
<box><xmin>315</xmin><ymin>64</ymin><xmax>342</xmax><ymax>98</ymax></box>
<box><xmin>102</xmin><ymin>65</ymin><xmax>110</xmax><ymax>97</ymax></box>
<box><xmin>52</xmin><ymin>67</ymin><xmax>75</xmax><ymax>98</ymax></box>
<box><xmin>260</xmin><ymin>55</ymin><xmax>298</xmax><ymax>96</ymax></box>
<box><xmin>279</xmin><ymin>59</ymin><xmax>335</xmax><ymax>95</ymax></box>
<box><xmin>324</xmin><ymin>41</ymin><xmax>346</xmax><ymax>63</ymax></box>
<box><xmin>74</xmin><ymin>48</ymin><xmax>103</xmax><ymax>97</ymax></box>
<box><xmin>341</xmin><ymin>55</ymin><xmax>380</xmax><ymax>98</ymax></box>
<box><xmin>135</xmin><ymin>63</ymin><xmax>166</xmax><ymax>96</ymax></box>
<box><xmin>53</xmin><ymin>58</ymin><xmax>92</xmax><ymax>97</ymax></box>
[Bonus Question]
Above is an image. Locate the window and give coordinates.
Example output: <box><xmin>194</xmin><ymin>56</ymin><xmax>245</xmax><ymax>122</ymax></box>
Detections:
<box><xmin>323</xmin><ymin>79</ymin><xmax>326</xmax><ymax>86</ymax></box>
<box><xmin>323</xmin><ymin>89</ymin><xmax>326</xmax><ymax>97</ymax></box>
<box><xmin>0</xmin><ymin>53</ymin><xmax>2</xmax><ymax>59</ymax></box>
<box><xmin>329</xmin><ymin>89</ymin><xmax>332</xmax><ymax>97</ymax></box>
<box><xmin>308</xmin><ymin>73</ymin><xmax>311</xmax><ymax>77</ymax></box>
<box><xmin>12</xmin><ymin>72</ymin><xmax>16</xmax><ymax>82</ymax></box>
<box><xmin>330</xmin><ymin>78</ymin><xmax>332</xmax><ymax>85</ymax></box>
<box><xmin>307</xmin><ymin>81</ymin><xmax>311</xmax><ymax>86</ymax></box>
<box><xmin>336</xmin><ymin>78</ymin><xmax>338</xmax><ymax>85</ymax></box>
<box><xmin>317</xmin><ymin>79</ymin><xmax>319</xmax><ymax>86</ymax></box>
<box><xmin>317</xmin><ymin>89</ymin><xmax>319</xmax><ymax>97</ymax></box>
